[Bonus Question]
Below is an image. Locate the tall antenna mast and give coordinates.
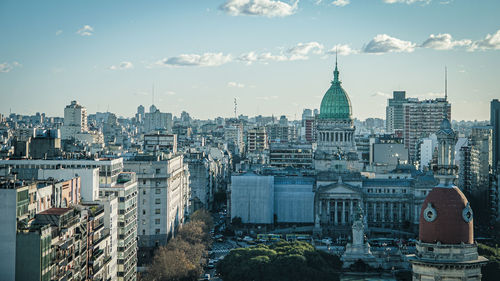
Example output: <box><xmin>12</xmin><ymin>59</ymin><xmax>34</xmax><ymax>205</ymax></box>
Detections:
<box><xmin>234</xmin><ymin>98</ymin><xmax>237</xmax><ymax>119</ymax></box>
<box><xmin>152</xmin><ymin>84</ymin><xmax>155</xmax><ymax>106</ymax></box>
<box><xmin>444</xmin><ymin>66</ymin><xmax>448</xmax><ymax>101</ymax></box>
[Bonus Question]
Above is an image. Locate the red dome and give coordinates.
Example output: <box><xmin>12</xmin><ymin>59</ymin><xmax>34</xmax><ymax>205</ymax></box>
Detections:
<box><xmin>419</xmin><ymin>186</ymin><xmax>473</xmax><ymax>244</ymax></box>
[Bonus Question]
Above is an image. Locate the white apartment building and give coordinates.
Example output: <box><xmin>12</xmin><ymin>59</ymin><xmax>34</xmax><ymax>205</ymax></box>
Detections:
<box><xmin>61</xmin><ymin>100</ymin><xmax>88</xmax><ymax>140</ymax></box>
<box><xmin>124</xmin><ymin>154</ymin><xmax>190</xmax><ymax>249</ymax></box>
<box><xmin>100</xmin><ymin>172</ymin><xmax>138</xmax><ymax>281</ymax></box>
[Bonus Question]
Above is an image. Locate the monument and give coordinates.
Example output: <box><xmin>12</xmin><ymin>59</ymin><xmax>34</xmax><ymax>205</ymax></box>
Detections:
<box><xmin>341</xmin><ymin>205</ymin><xmax>378</xmax><ymax>268</ymax></box>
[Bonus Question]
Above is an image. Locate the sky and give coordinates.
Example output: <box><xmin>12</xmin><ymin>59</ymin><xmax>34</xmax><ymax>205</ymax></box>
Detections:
<box><xmin>0</xmin><ymin>0</ymin><xmax>499</xmax><ymax>121</ymax></box>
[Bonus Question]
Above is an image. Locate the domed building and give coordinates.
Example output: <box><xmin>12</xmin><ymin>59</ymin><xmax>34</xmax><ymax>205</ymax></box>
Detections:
<box><xmin>409</xmin><ymin>118</ymin><xmax>488</xmax><ymax>280</ymax></box>
<box><xmin>314</xmin><ymin>59</ymin><xmax>358</xmax><ymax>172</ymax></box>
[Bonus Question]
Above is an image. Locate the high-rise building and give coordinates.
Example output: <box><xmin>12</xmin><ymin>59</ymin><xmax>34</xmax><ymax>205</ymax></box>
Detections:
<box><xmin>403</xmin><ymin>98</ymin><xmax>451</xmax><ymax>162</ymax></box>
<box><xmin>385</xmin><ymin>91</ymin><xmax>407</xmax><ymax>134</ymax></box>
<box><xmin>61</xmin><ymin>100</ymin><xmax>88</xmax><ymax>140</ymax></box>
<box><xmin>491</xmin><ymin>99</ymin><xmax>500</xmax><ymax>171</ymax></box>
<box><xmin>246</xmin><ymin>127</ymin><xmax>268</xmax><ymax>152</ymax></box>
<box><xmin>124</xmin><ymin>154</ymin><xmax>190</xmax><ymax>252</ymax></box>
<box><xmin>469</xmin><ymin>126</ymin><xmax>492</xmax><ymax>199</ymax></box>
<box><xmin>266</xmin><ymin>123</ymin><xmax>290</xmax><ymax>143</ymax></box>
<box><xmin>144</xmin><ymin>109</ymin><xmax>173</xmax><ymax>134</ymax></box>
<box><xmin>136</xmin><ymin>105</ymin><xmax>145</xmax><ymax>123</ymax></box>
<box><xmin>99</xmin><ymin>172</ymin><xmax>138</xmax><ymax>281</ymax></box>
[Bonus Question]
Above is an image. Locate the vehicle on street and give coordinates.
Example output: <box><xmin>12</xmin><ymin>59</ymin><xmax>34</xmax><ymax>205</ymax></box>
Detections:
<box><xmin>203</xmin><ymin>273</ymin><xmax>211</xmax><ymax>280</ymax></box>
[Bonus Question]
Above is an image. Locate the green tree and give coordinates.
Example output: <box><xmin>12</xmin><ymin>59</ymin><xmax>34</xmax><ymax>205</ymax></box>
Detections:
<box><xmin>217</xmin><ymin>241</ymin><xmax>340</xmax><ymax>281</ymax></box>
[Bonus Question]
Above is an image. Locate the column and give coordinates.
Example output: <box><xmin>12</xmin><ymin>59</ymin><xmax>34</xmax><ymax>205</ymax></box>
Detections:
<box><xmin>373</xmin><ymin>202</ymin><xmax>377</xmax><ymax>222</ymax></box>
<box><xmin>319</xmin><ymin>200</ymin><xmax>322</xmax><ymax>215</ymax></box>
<box><xmin>398</xmin><ymin>203</ymin><xmax>402</xmax><ymax>223</ymax></box>
<box><xmin>381</xmin><ymin>202</ymin><xmax>385</xmax><ymax>222</ymax></box>
<box><xmin>390</xmin><ymin>203</ymin><xmax>394</xmax><ymax>223</ymax></box>
<box><xmin>327</xmin><ymin>200</ymin><xmax>330</xmax><ymax>222</ymax></box>
<box><xmin>341</xmin><ymin>200</ymin><xmax>346</xmax><ymax>224</ymax></box>
<box><xmin>334</xmin><ymin>201</ymin><xmax>338</xmax><ymax>225</ymax></box>
<box><xmin>350</xmin><ymin>200</ymin><xmax>353</xmax><ymax>223</ymax></box>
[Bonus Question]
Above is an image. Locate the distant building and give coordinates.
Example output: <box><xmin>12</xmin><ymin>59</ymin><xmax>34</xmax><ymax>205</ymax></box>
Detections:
<box><xmin>144</xmin><ymin>132</ymin><xmax>177</xmax><ymax>154</ymax></box>
<box><xmin>385</xmin><ymin>91</ymin><xmax>407</xmax><ymax>134</ymax></box>
<box><xmin>246</xmin><ymin>127</ymin><xmax>268</xmax><ymax>152</ymax></box>
<box><xmin>492</xmin><ymin>99</ymin><xmax>500</xmax><ymax>170</ymax></box>
<box><xmin>403</xmin><ymin>98</ymin><xmax>451</xmax><ymax>162</ymax></box>
<box><xmin>61</xmin><ymin>100</ymin><xmax>88</xmax><ymax>140</ymax></box>
<box><xmin>144</xmin><ymin>109</ymin><xmax>173</xmax><ymax>134</ymax></box>
<box><xmin>269</xmin><ymin>143</ymin><xmax>313</xmax><ymax>169</ymax></box>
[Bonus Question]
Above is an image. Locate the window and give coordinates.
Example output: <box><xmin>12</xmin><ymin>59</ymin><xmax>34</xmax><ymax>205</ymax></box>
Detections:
<box><xmin>155</xmin><ymin>188</ymin><xmax>161</xmax><ymax>194</ymax></box>
<box><xmin>143</xmin><ymin>190</ymin><xmax>146</xmax><ymax>195</ymax></box>
<box><xmin>155</xmin><ymin>199</ymin><xmax>160</xmax><ymax>204</ymax></box>
<box><xmin>155</xmin><ymin>229</ymin><xmax>160</xmax><ymax>234</ymax></box>
<box><xmin>156</xmin><ymin>168</ymin><xmax>160</xmax><ymax>174</ymax></box>
<box><xmin>142</xmin><ymin>210</ymin><xmax>146</xmax><ymax>215</ymax></box>
<box><xmin>142</xmin><ymin>229</ymin><xmax>145</xmax><ymax>235</ymax></box>
<box><xmin>155</xmin><ymin>219</ymin><xmax>160</xmax><ymax>225</ymax></box>
<box><xmin>155</xmin><ymin>209</ymin><xmax>160</xmax><ymax>214</ymax></box>
<box><xmin>143</xmin><ymin>180</ymin><xmax>146</xmax><ymax>185</ymax></box>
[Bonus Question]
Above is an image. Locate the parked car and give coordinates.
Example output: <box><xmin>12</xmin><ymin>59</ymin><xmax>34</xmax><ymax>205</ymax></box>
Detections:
<box><xmin>322</xmin><ymin>238</ymin><xmax>332</xmax><ymax>245</ymax></box>
<box><xmin>243</xmin><ymin>236</ymin><xmax>254</xmax><ymax>242</ymax></box>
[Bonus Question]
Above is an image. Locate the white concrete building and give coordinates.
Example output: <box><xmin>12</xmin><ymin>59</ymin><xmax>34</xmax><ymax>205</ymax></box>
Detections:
<box><xmin>61</xmin><ymin>100</ymin><xmax>88</xmax><ymax>140</ymax></box>
<box><xmin>124</xmin><ymin>154</ymin><xmax>190</xmax><ymax>249</ymax></box>
<box><xmin>100</xmin><ymin>172</ymin><xmax>138</xmax><ymax>281</ymax></box>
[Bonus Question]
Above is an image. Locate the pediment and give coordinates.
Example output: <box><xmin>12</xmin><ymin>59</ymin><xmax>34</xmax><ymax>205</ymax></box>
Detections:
<box><xmin>319</xmin><ymin>183</ymin><xmax>361</xmax><ymax>195</ymax></box>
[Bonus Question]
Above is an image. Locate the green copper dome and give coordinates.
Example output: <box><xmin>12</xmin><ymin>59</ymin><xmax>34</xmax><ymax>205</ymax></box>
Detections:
<box><xmin>319</xmin><ymin>62</ymin><xmax>352</xmax><ymax>120</ymax></box>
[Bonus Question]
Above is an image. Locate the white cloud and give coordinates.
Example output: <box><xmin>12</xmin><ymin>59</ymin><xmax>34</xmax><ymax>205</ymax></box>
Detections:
<box><xmin>165</xmin><ymin>91</ymin><xmax>176</xmax><ymax>96</ymax></box>
<box><xmin>326</xmin><ymin>44</ymin><xmax>358</xmax><ymax>56</ymax></box>
<box><xmin>383</xmin><ymin>0</ymin><xmax>431</xmax><ymax>4</ymax></box>
<box><xmin>109</xmin><ymin>61</ymin><xmax>134</xmax><ymax>70</ymax></box>
<box><xmin>421</xmin><ymin>33</ymin><xmax>471</xmax><ymax>50</ymax></box>
<box><xmin>76</xmin><ymin>25</ymin><xmax>94</xmax><ymax>36</ymax></box>
<box><xmin>371</xmin><ymin>91</ymin><xmax>391</xmax><ymax>98</ymax></box>
<box><xmin>156</xmin><ymin>53</ymin><xmax>232</xmax><ymax>67</ymax></box>
<box><xmin>363</xmin><ymin>34</ymin><xmax>416</xmax><ymax>53</ymax></box>
<box><xmin>228</xmin><ymin>82</ymin><xmax>246</xmax><ymax>88</ymax></box>
<box><xmin>469</xmin><ymin>29</ymin><xmax>500</xmax><ymax>51</ymax></box>
<box><xmin>0</xmin><ymin>61</ymin><xmax>21</xmax><ymax>73</ymax></box>
<box><xmin>237</xmin><ymin>51</ymin><xmax>288</xmax><ymax>64</ymax></box>
<box><xmin>332</xmin><ymin>0</ymin><xmax>350</xmax><ymax>7</ymax></box>
<box><xmin>256</xmin><ymin>95</ymin><xmax>279</xmax><ymax>100</ymax></box>
<box><xmin>287</xmin><ymin>41</ymin><xmax>324</xmax><ymax>60</ymax></box>
<box><xmin>220</xmin><ymin>0</ymin><xmax>298</xmax><ymax>18</ymax></box>
<box><xmin>55</xmin><ymin>30</ymin><xmax>63</xmax><ymax>36</ymax></box>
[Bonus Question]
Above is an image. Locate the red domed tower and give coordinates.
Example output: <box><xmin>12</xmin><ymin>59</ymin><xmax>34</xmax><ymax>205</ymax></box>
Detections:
<box><xmin>409</xmin><ymin>119</ymin><xmax>487</xmax><ymax>281</ymax></box>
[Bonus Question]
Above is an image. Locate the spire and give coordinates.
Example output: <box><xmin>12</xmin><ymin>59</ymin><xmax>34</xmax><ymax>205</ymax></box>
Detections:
<box><xmin>333</xmin><ymin>48</ymin><xmax>340</xmax><ymax>83</ymax></box>
<box><xmin>444</xmin><ymin>66</ymin><xmax>448</xmax><ymax>101</ymax></box>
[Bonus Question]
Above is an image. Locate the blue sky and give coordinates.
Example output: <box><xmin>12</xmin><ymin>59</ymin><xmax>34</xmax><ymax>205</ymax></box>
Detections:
<box><xmin>1</xmin><ymin>0</ymin><xmax>499</xmax><ymax>121</ymax></box>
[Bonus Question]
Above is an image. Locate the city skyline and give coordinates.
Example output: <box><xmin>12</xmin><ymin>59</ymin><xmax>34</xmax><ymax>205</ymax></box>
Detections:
<box><xmin>1</xmin><ymin>0</ymin><xmax>499</xmax><ymax>120</ymax></box>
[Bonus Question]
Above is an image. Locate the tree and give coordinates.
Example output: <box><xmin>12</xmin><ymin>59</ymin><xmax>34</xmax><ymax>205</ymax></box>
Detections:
<box><xmin>217</xmin><ymin>241</ymin><xmax>340</xmax><ymax>281</ymax></box>
<box><xmin>144</xmin><ymin>214</ymin><xmax>213</xmax><ymax>281</ymax></box>
<box><xmin>191</xmin><ymin>209</ymin><xmax>214</xmax><ymax>231</ymax></box>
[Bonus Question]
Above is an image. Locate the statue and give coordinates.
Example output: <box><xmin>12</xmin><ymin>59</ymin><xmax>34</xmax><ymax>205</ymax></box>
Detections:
<box><xmin>341</xmin><ymin>204</ymin><xmax>378</xmax><ymax>268</ymax></box>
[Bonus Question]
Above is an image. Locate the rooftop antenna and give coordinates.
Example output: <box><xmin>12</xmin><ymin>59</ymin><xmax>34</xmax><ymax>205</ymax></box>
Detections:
<box><xmin>444</xmin><ymin>66</ymin><xmax>448</xmax><ymax>101</ymax></box>
<box><xmin>152</xmin><ymin>84</ymin><xmax>155</xmax><ymax>106</ymax></box>
<box><xmin>234</xmin><ymin>98</ymin><xmax>237</xmax><ymax>119</ymax></box>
